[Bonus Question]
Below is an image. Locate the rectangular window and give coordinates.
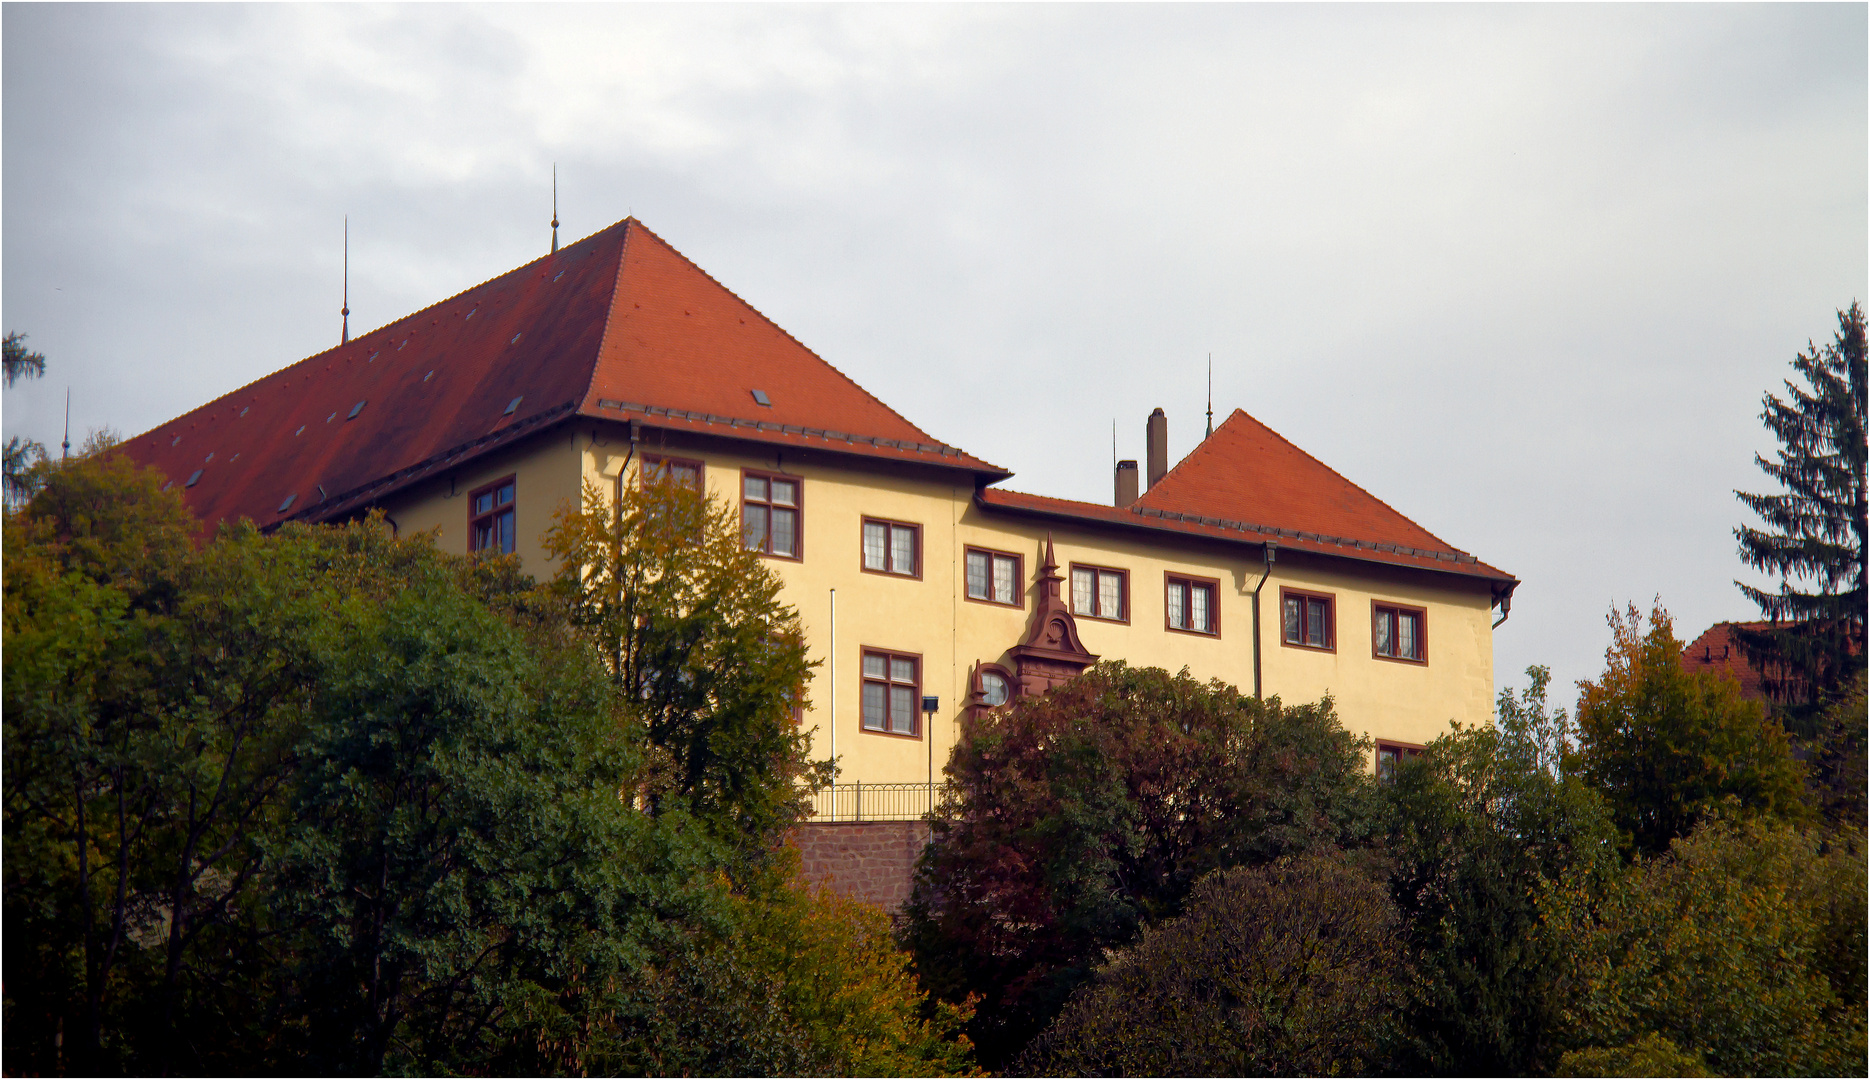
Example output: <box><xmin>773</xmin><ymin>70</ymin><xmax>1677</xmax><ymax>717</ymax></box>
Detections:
<box><xmin>1070</xmin><ymin>563</ymin><xmax>1128</xmax><ymax>621</ymax></box>
<box><xmin>860</xmin><ymin>648</ymin><xmax>921</xmax><ymax>737</ymax></box>
<box><xmin>1166</xmin><ymin>574</ymin><xmax>1219</xmax><ymax>635</ymax></box>
<box><xmin>1280</xmin><ymin>588</ymin><xmax>1335</xmax><ymax>650</ymax></box>
<box><xmin>964</xmin><ymin>547</ymin><xmax>1022</xmax><ymax>606</ymax></box>
<box><xmin>1376</xmin><ymin>740</ymin><xmax>1426</xmax><ymax>782</ymax></box>
<box><xmin>742</xmin><ymin>470</ymin><xmax>801</xmax><ymax>559</ymax></box>
<box><xmin>468</xmin><ymin>475</ymin><xmax>516</xmax><ymax>555</ymax></box>
<box><xmin>1373</xmin><ymin>602</ymin><xmax>1427</xmax><ymax>663</ymax></box>
<box><xmin>641</xmin><ymin>454</ymin><xmax>703</xmax><ymax>489</ymax></box>
<box><xmin>861</xmin><ymin>518</ymin><xmax>920</xmax><ymax>577</ymax></box>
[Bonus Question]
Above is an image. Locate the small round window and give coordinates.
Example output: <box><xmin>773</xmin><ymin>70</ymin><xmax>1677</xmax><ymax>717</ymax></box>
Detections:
<box><xmin>981</xmin><ymin>671</ymin><xmax>1010</xmax><ymax>707</ymax></box>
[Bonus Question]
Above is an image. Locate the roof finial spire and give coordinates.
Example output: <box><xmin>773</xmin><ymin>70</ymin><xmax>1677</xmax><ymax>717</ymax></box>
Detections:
<box><xmin>1205</xmin><ymin>353</ymin><xmax>1213</xmax><ymax>439</ymax></box>
<box><xmin>61</xmin><ymin>387</ymin><xmax>70</xmax><ymax>460</ymax></box>
<box><xmin>551</xmin><ymin>163</ymin><xmax>560</xmax><ymax>254</ymax></box>
<box><xmin>341</xmin><ymin>215</ymin><xmax>351</xmax><ymax>345</ymax></box>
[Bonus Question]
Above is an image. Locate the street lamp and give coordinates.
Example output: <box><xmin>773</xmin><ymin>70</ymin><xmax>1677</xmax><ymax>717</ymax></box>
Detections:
<box><xmin>922</xmin><ymin>695</ymin><xmax>940</xmax><ymax>813</ymax></box>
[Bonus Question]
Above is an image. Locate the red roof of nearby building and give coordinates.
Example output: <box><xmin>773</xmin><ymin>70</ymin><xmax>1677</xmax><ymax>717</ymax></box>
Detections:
<box><xmin>1681</xmin><ymin>621</ymin><xmax>1773</xmax><ymax>700</ymax></box>
<box><xmin>119</xmin><ymin>218</ymin><xmax>1006</xmax><ymax>533</ymax></box>
<box><xmin>979</xmin><ymin>409</ymin><xmax>1516</xmax><ymax>588</ymax></box>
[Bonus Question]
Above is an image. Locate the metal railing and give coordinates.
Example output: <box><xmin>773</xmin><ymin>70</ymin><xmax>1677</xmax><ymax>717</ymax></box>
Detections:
<box><xmin>807</xmin><ymin>781</ymin><xmax>946</xmax><ymax>822</ymax></box>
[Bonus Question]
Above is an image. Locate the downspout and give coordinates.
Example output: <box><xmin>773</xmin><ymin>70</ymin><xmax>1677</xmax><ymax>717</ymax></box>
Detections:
<box><xmin>1492</xmin><ymin>587</ymin><xmax>1513</xmax><ymax>630</ymax></box>
<box><xmin>828</xmin><ymin>588</ymin><xmax>837</xmax><ymax>821</ymax></box>
<box><xmin>1251</xmin><ymin>540</ymin><xmax>1277</xmax><ymax>699</ymax></box>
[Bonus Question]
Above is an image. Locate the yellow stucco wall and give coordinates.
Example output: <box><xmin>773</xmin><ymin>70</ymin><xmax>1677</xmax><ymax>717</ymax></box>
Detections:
<box><xmin>378</xmin><ymin>421</ymin><xmax>1500</xmax><ymax>784</ymax></box>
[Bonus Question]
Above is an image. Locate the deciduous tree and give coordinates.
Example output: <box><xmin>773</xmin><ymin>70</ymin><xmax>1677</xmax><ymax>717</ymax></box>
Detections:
<box><xmin>1576</xmin><ymin>602</ymin><xmax>1807</xmax><ymax>855</ymax></box>
<box><xmin>902</xmin><ymin>663</ymin><xmax>1371</xmax><ymax>1068</ymax></box>
<box><xmin>1543</xmin><ymin>817</ymin><xmax>1866</xmax><ymax>1076</ymax></box>
<box><xmin>544</xmin><ymin>474</ymin><xmax>824</xmax><ymax>879</ymax></box>
<box><xmin>1018</xmin><ymin>851</ymin><xmax>1400</xmax><ymax>1077</ymax></box>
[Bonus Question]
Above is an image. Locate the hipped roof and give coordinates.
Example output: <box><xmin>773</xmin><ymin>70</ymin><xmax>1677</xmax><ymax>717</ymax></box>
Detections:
<box><xmin>120</xmin><ymin>218</ymin><xmax>1006</xmax><ymax>532</ymax></box>
<box><xmin>979</xmin><ymin>409</ymin><xmax>1516</xmax><ymax>589</ymax></box>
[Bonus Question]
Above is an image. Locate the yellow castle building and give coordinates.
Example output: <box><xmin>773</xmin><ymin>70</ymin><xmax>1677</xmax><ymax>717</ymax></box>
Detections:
<box><xmin>121</xmin><ymin>218</ymin><xmax>1518</xmax><ymax>814</ymax></box>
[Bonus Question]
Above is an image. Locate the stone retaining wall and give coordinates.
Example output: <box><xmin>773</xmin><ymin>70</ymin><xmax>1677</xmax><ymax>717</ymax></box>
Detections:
<box><xmin>791</xmin><ymin>820</ymin><xmax>931</xmax><ymax>911</ymax></box>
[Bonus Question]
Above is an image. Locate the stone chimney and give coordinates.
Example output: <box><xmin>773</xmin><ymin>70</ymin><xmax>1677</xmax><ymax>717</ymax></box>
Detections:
<box><xmin>1146</xmin><ymin>407</ymin><xmax>1168</xmax><ymax>490</ymax></box>
<box><xmin>1114</xmin><ymin>459</ymin><xmax>1138</xmax><ymax>506</ymax></box>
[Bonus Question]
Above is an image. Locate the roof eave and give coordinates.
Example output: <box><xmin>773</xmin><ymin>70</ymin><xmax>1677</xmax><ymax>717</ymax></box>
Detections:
<box><xmin>976</xmin><ymin>491</ymin><xmax>1518</xmax><ymax>587</ymax></box>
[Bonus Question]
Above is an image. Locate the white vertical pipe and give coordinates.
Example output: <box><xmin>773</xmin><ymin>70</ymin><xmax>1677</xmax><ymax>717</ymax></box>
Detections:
<box><xmin>828</xmin><ymin>587</ymin><xmax>836</xmax><ymax>822</ymax></box>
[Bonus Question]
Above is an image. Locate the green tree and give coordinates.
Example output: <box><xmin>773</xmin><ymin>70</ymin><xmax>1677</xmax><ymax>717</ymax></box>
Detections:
<box><xmin>1019</xmin><ymin>851</ymin><xmax>1401</xmax><ymax>1077</ymax></box>
<box><xmin>727</xmin><ymin>857</ymin><xmax>977</xmax><ymax>1076</ymax></box>
<box><xmin>1733</xmin><ymin>301</ymin><xmax>1867</xmax><ymax>729</ymax></box>
<box><xmin>4</xmin><ymin>331</ymin><xmax>47</xmax><ymax>386</ymax></box>
<box><xmin>1576</xmin><ymin>601</ymin><xmax>1808</xmax><ymax>856</ymax></box>
<box><xmin>1543</xmin><ymin>816</ymin><xmax>1866</xmax><ymax>1076</ymax></box>
<box><xmin>543</xmin><ymin>474</ymin><xmax>824</xmax><ymax>879</ymax></box>
<box><xmin>3</xmin><ymin>330</ymin><xmax>50</xmax><ymax>507</ymax></box>
<box><xmin>902</xmin><ymin>663</ymin><xmax>1372</xmax><ymax>1068</ymax></box>
<box><xmin>1376</xmin><ymin>666</ymin><xmax>1619</xmax><ymax>1076</ymax></box>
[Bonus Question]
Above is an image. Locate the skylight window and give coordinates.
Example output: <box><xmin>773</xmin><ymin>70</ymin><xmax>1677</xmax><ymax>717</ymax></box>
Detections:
<box><xmin>204</xmin><ymin>452</ymin><xmax>214</xmax><ymax>463</ymax></box>
<box><xmin>510</xmin><ymin>333</ymin><xmax>523</xmax><ymax>345</ymax></box>
<box><xmin>424</xmin><ymin>370</ymin><xmax>434</xmax><ymax>382</ymax></box>
<box><xmin>504</xmin><ymin>396</ymin><xmax>523</xmax><ymax>416</ymax></box>
<box><xmin>368</xmin><ymin>351</ymin><xmax>379</xmax><ymax>362</ymax></box>
<box><xmin>751</xmin><ymin>389</ymin><xmax>772</xmax><ymax>407</ymax></box>
<box><xmin>553</xmin><ymin>270</ymin><xmax>565</xmax><ymax>282</ymax></box>
<box><xmin>326</xmin><ymin>412</ymin><xmax>338</xmax><ymax>423</ymax></box>
<box><xmin>239</xmin><ymin>407</ymin><xmax>249</xmax><ymax>418</ymax></box>
<box><xmin>348</xmin><ymin>400</ymin><xmax>366</xmax><ymax>420</ymax></box>
<box><xmin>465</xmin><ymin>307</ymin><xmax>477</xmax><ymax>320</ymax></box>
<box><xmin>295</xmin><ymin>426</ymin><xmax>305</xmax><ymax>436</ymax></box>
<box><xmin>171</xmin><ymin>436</ymin><xmax>182</xmax><ymax>447</ymax></box>
<box><xmin>186</xmin><ymin>470</ymin><xmax>203</xmax><ymax>487</ymax></box>
<box><xmin>278</xmin><ymin>493</ymin><xmax>296</xmax><ymax>513</ymax></box>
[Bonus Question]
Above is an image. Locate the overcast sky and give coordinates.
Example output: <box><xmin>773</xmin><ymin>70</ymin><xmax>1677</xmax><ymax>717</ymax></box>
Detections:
<box><xmin>5</xmin><ymin>3</ymin><xmax>1864</xmax><ymax>708</ymax></box>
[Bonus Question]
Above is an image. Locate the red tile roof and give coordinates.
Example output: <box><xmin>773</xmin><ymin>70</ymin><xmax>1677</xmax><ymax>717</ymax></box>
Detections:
<box><xmin>1680</xmin><ymin>621</ymin><xmax>1773</xmax><ymax>700</ymax></box>
<box><xmin>118</xmin><ymin>218</ymin><xmax>1006</xmax><ymax>533</ymax></box>
<box><xmin>979</xmin><ymin>409</ymin><xmax>1516</xmax><ymax>588</ymax></box>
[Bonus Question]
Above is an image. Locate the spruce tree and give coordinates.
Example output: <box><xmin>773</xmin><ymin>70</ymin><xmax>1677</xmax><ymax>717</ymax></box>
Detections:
<box><xmin>1733</xmin><ymin>302</ymin><xmax>1867</xmax><ymax>730</ymax></box>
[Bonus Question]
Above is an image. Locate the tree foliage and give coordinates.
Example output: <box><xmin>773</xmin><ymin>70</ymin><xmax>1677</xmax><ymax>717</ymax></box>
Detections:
<box><xmin>1576</xmin><ymin>601</ymin><xmax>1808</xmax><ymax>855</ymax></box>
<box><xmin>4</xmin><ymin>330</ymin><xmax>51</xmax><ymax>507</ymax></box>
<box><xmin>1543</xmin><ymin>816</ymin><xmax>1867</xmax><ymax>1077</ymax></box>
<box><xmin>1018</xmin><ymin>851</ymin><xmax>1401</xmax><ymax>1077</ymax></box>
<box><xmin>544</xmin><ymin>473</ymin><xmax>824</xmax><ymax>877</ymax></box>
<box><xmin>4</xmin><ymin>452</ymin><xmax>961</xmax><ymax>1076</ymax></box>
<box><xmin>1734</xmin><ymin>301</ymin><xmax>1868</xmax><ymax>723</ymax></box>
<box><xmin>1375</xmin><ymin>666</ymin><xmax>1619</xmax><ymax>1075</ymax></box>
<box><xmin>902</xmin><ymin>663</ymin><xmax>1372</xmax><ymax>1068</ymax></box>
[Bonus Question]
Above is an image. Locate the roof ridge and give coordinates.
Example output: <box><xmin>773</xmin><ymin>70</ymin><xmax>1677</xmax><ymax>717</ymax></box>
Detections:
<box><xmin>617</xmin><ymin>219</ymin><xmax>943</xmax><ymax>446</ymax></box>
<box><xmin>579</xmin><ymin>217</ymin><xmax>637</xmax><ymax>418</ymax></box>
<box><xmin>1142</xmin><ymin>407</ymin><xmax>1469</xmax><ymax>556</ymax></box>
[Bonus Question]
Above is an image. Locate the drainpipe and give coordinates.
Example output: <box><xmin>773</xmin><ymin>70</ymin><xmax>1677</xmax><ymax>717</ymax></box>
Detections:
<box><xmin>1492</xmin><ymin>588</ymin><xmax>1513</xmax><ymax>630</ymax></box>
<box><xmin>828</xmin><ymin>587</ymin><xmax>837</xmax><ymax>821</ymax></box>
<box><xmin>1251</xmin><ymin>540</ymin><xmax>1277</xmax><ymax>699</ymax></box>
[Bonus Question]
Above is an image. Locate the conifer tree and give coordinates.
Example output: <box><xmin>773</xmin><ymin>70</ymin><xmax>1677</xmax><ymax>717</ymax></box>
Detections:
<box><xmin>1733</xmin><ymin>302</ymin><xmax>1867</xmax><ymax>728</ymax></box>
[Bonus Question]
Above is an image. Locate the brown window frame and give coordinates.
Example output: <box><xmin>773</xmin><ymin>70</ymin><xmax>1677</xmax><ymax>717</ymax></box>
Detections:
<box><xmin>1069</xmin><ymin>562</ymin><xmax>1130</xmax><ymax>623</ymax></box>
<box><xmin>1280</xmin><ymin>587</ymin><xmax>1336</xmax><ymax>652</ymax></box>
<box><xmin>468</xmin><ymin>474</ymin><xmax>517</xmax><ymax>555</ymax></box>
<box><xmin>860</xmin><ymin>517</ymin><xmax>922</xmax><ymax>579</ymax></box>
<box><xmin>640</xmin><ymin>453</ymin><xmax>705</xmax><ymax>490</ymax></box>
<box><xmin>972</xmin><ymin>662</ymin><xmax>1016</xmax><ymax>713</ymax></box>
<box><xmin>1372</xmin><ymin>600</ymin><xmax>1429</xmax><ymax>665</ymax></box>
<box><xmin>964</xmin><ymin>546</ymin><xmax>1024</xmax><ymax>607</ymax></box>
<box><xmin>1164</xmin><ymin>572</ymin><xmax>1222</xmax><ymax>637</ymax></box>
<box><xmin>740</xmin><ymin>468</ymin><xmax>803</xmax><ymax>561</ymax></box>
<box><xmin>859</xmin><ymin>647</ymin><xmax>923</xmax><ymax>740</ymax></box>
<box><xmin>1376</xmin><ymin>739</ymin><xmax>1426</xmax><ymax>782</ymax></box>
